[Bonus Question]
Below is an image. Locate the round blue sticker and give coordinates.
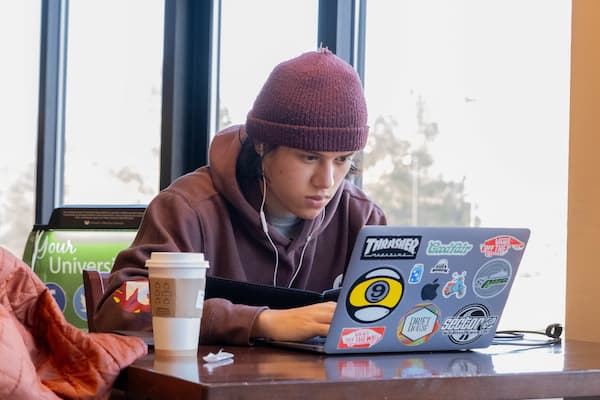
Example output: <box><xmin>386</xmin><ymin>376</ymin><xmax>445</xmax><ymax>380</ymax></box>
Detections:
<box><xmin>73</xmin><ymin>284</ymin><xmax>87</xmax><ymax>321</ymax></box>
<box><xmin>46</xmin><ymin>282</ymin><xmax>66</xmax><ymax>312</ymax></box>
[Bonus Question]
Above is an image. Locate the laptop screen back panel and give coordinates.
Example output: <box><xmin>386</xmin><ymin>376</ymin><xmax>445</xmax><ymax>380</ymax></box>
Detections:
<box><xmin>323</xmin><ymin>226</ymin><xmax>530</xmax><ymax>354</ymax></box>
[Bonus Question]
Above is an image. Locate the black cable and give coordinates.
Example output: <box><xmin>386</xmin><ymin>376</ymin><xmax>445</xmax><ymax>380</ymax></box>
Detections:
<box><xmin>492</xmin><ymin>323</ymin><xmax>563</xmax><ymax>346</ymax></box>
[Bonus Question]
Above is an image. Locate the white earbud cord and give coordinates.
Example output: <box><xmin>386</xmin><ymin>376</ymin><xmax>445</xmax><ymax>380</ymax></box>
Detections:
<box><xmin>259</xmin><ymin>177</ymin><xmax>280</xmax><ymax>286</ymax></box>
<box><xmin>287</xmin><ymin>209</ymin><xmax>325</xmax><ymax>288</ymax></box>
<box><xmin>260</xmin><ymin>176</ymin><xmax>326</xmax><ymax>287</ymax></box>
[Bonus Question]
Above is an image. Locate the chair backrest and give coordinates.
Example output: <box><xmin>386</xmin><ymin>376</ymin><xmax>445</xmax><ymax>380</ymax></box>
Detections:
<box><xmin>82</xmin><ymin>270</ymin><xmax>110</xmax><ymax>332</ymax></box>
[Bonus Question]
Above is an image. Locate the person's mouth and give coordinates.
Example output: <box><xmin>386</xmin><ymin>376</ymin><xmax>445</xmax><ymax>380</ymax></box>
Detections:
<box><xmin>305</xmin><ymin>195</ymin><xmax>329</xmax><ymax>209</ymax></box>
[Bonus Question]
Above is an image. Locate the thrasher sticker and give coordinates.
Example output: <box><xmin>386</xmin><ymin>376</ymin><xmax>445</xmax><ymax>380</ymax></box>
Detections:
<box><xmin>361</xmin><ymin>236</ymin><xmax>421</xmax><ymax>259</ymax></box>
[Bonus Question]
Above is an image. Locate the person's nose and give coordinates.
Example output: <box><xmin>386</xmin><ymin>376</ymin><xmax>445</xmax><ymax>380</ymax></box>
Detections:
<box><xmin>313</xmin><ymin>161</ymin><xmax>335</xmax><ymax>189</ymax></box>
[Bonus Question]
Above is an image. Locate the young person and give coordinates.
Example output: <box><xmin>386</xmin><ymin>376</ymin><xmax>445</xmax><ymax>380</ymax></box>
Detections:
<box><xmin>95</xmin><ymin>48</ymin><xmax>387</xmax><ymax>345</ymax></box>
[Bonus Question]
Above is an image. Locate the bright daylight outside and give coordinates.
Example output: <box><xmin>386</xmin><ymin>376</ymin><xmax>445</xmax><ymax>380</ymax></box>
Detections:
<box><xmin>362</xmin><ymin>1</ymin><xmax>571</xmax><ymax>330</ymax></box>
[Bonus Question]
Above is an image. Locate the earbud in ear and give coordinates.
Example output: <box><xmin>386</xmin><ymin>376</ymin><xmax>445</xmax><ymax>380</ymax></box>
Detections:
<box><xmin>255</xmin><ymin>144</ymin><xmax>264</xmax><ymax>157</ymax></box>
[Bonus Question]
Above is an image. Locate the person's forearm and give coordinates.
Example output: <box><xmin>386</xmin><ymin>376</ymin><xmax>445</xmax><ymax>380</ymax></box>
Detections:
<box><xmin>200</xmin><ymin>298</ymin><xmax>266</xmax><ymax>345</ymax></box>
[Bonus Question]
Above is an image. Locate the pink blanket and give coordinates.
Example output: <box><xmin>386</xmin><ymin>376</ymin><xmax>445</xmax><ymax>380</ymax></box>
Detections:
<box><xmin>0</xmin><ymin>247</ymin><xmax>147</xmax><ymax>399</ymax></box>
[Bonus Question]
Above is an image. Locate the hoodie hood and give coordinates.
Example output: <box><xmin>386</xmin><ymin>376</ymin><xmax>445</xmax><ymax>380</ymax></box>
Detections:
<box><xmin>208</xmin><ymin>124</ymin><xmax>343</xmax><ymax>250</ymax></box>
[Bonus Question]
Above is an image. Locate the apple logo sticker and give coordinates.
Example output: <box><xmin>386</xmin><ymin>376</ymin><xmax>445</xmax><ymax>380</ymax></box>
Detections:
<box><xmin>421</xmin><ymin>279</ymin><xmax>439</xmax><ymax>301</ymax></box>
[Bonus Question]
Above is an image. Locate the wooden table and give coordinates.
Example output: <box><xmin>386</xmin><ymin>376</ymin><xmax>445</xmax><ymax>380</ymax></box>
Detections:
<box><xmin>118</xmin><ymin>339</ymin><xmax>600</xmax><ymax>399</ymax></box>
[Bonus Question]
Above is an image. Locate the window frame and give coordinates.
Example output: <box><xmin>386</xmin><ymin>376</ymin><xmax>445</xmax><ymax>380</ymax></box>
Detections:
<box><xmin>34</xmin><ymin>0</ymin><xmax>361</xmax><ymax>224</ymax></box>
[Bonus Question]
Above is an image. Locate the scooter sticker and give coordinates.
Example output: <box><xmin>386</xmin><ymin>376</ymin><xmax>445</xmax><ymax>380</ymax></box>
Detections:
<box><xmin>442</xmin><ymin>271</ymin><xmax>467</xmax><ymax>299</ymax></box>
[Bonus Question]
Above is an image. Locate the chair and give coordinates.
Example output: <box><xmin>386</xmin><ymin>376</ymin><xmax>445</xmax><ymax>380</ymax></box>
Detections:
<box><xmin>82</xmin><ymin>270</ymin><xmax>110</xmax><ymax>332</ymax></box>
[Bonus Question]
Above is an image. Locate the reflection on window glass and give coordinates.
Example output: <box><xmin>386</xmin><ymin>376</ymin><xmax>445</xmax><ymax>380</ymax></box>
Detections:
<box><xmin>363</xmin><ymin>1</ymin><xmax>571</xmax><ymax>329</ymax></box>
<box><xmin>0</xmin><ymin>1</ymin><xmax>40</xmax><ymax>257</ymax></box>
<box><xmin>64</xmin><ymin>0</ymin><xmax>164</xmax><ymax>205</ymax></box>
<box><xmin>218</xmin><ymin>0</ymin><xmax>318</xmax><ymax>133</ymax></box>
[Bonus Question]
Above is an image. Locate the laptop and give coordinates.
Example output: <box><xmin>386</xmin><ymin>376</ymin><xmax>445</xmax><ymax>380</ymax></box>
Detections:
<box><xmin>266</xmin><ymin>225</ymin><xmax>530</xmax><ymax>354</ymax></box>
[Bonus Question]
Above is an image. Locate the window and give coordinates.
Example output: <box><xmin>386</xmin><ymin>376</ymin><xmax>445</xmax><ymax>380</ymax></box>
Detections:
<box><xmin>0</xmin><ymin>1</ymin><xmax>41</xmax><ymax>257</ymax></box>
<box><xmin>63</xmin><ymin>0</ymin><xmax>164</xmax><ymax>205</ymax></box>
<box><xmin>362</xmin><ymin>1</ymin><xmax>571</xmax><ymax>329</ymax></box>
<box><xmin>217</xmin><ymin>0</ymin><xmax>318</xmax><ymax>132</ymax></box>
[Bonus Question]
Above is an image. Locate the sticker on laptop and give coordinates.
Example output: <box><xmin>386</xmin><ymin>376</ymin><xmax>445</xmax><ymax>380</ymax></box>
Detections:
<box><xmin>420</xmin><ymin>279</ymin><xmax>440</xmax><ymax>301</ymax></box>
<box><xmin>442</xmin><ymin>271</ymin><xmax>467</xmax><ymax>299</ymax></box>
<box><xmin>337</xmin><ymin>327</ymin><xmax>385</xmax><ymax>349</ymax></box>
<box><xmin>408</xmin><ymin>263</ymin><xmax>424</xmax><ymax>284</ymax></box>
<box><xmin>480</xmin><ymin>235</ymin><xmax>525</xmax><ymax>257</ymax></box>
<box><xmin>360</xmin><ymin>236</ymin><xmax>421</xmax><ymax>259</ymax></box>
<box><xmin>426</xmin><ymin>240</ymin><xmax>473</xmax><ymax>256</ymax></box>
<box><xmin>346</xmin><ymin>267</ymin><xmax>404</xmax><ymax>323</ymax></box>
<box><xmin>396</xmin><ymin>303</ymin><xmax>441</xmax><ymax>346</ymax></box>
<box><xmin>440</xmin><ymin>303</ymin><xmax>498</xmax><ymax>345</ymax></box>
<box><xmin>430</xmin><ymin>258</ymin><xmax>450</xmax><ymax>273</ymax></box>
<box><xmin>472</xmin><ymin>259</ymin><xmax>512</xmax><ymax>298</ymax></box>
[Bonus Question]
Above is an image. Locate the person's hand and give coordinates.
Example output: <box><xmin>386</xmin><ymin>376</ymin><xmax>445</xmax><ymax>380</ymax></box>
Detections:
<box><xmin>251</xmin><ymin>301</ymin><xmax>336</xmax><ymax>341</ymax></box>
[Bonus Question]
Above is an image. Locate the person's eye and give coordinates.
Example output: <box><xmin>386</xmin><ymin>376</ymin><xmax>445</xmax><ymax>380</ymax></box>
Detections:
<box><xmin>301</xmin><ymin>153</ymin><xmax>319</xmax><ymax>162</ymax></box>
<box><xmin>336</xmin><ymin>155</ymin><xmax>353</xmax><ymax>164</ymax></box>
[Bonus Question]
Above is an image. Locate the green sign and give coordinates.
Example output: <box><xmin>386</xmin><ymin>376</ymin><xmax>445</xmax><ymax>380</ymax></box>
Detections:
<box><xmin>22</xmin><ymin>229</ymin><xmax>136</xmax><ymax>330</ymax></box>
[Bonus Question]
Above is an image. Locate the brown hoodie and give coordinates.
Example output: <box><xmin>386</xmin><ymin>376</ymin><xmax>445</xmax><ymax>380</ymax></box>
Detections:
<box><xmin>94</xmin><ymin>125</ymin><xmax>386</xmax><ymax>345</ymax></box>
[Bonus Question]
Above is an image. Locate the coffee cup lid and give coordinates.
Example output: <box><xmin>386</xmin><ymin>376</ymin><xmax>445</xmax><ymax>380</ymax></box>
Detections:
<box><xmin>145</xmin><ymin>252</ymin><xmax>208</xmax><ymax>268</ymax></box>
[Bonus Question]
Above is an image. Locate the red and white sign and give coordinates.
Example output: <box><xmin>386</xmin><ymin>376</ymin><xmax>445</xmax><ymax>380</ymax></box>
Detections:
<box><xmin>337</xmin><ymin>327</ymin><xmax>385</xmax><ymax>349</ymax></box>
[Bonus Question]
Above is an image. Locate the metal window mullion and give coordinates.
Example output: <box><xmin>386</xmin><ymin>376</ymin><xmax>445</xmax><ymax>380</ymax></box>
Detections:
<box><xmin>35</xmin><ymin>0</ymin><xmax>68</xmax><ymax>225</ymax></box>
<box><xmin>160</xmin><ymin>0</ymin><xmax>214</xmax><ymax>189</ymax></box>
<box><xmin>318</xmin><ymin>0</ymin><xmax>366</xmax><ymax>188</ymax></box>
<box><xmin>318</xmin><ymin>0</ymin><xmax>355</xmax><ymax>64</ymax></box>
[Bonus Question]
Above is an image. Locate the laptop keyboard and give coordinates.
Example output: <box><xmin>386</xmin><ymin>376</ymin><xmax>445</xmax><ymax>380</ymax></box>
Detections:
<box><xmin>305</xmin><ymin>336</ymin><xmax>327</xmax><ymax>345</ymax></box>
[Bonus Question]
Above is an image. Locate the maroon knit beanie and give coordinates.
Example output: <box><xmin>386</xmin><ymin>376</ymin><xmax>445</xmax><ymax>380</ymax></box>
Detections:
<box><xmin>245</xmin><ymin>48</ymin><xmax>368</xmax><ymax>152</ymax></box>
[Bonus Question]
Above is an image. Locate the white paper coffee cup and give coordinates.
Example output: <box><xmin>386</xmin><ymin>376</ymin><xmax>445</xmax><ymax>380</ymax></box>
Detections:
<box><xmin>146</xmin><ymin>252</ymin><xmax>209</xmax><ymax>357</ymax></box>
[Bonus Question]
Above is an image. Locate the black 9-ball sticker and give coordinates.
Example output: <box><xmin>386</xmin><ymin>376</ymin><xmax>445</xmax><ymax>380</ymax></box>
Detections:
<box><xmin>346</xmin><ymin>267</ymin><xmax>404</xmax><ymax>323</ymax></box>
